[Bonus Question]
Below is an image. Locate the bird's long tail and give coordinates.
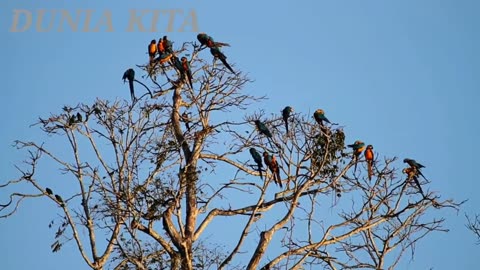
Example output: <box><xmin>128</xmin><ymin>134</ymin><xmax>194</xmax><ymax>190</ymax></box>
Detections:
<box><xmin>215</xmin><ymin>42</ymin><xmax>231</xmax><ymax>47</ymax></box>
<box><xmin>418</xmin><ymin>170</ymin><xmax>429</xmax><ymax>182</ymax></box>
<box><xmin>258</xmin><ymin>164</ymin><xmax>263</xmax><ymax>180</ymax></box>
<box><xmin>128</xmin><ymin>80</ymin><xmax>135</xmax><ymax>102</ymax></box>
<box><xmin>275</xmin><ymin>169</ymin><xmax>282</xmax><ymax>188</ymax></box>
<box><xmin>187</xmin><ymin>75</ymin><xmax>194</xmax><ymax>90</ymax></box>
<box><xmin>367</xmin><ymin>161</ymin><xmax>373</xmax><ymax>180</ymax></box>
<box><xmin>413</xmin><ymin>176</ymin><xmax>426</xmax><ymax>198</ymax></box>
<box><xmin>284</xmin><ymin>118</ymin><xmax>289</xmax><ymax>134</ymax></box>
<box><xmin>353</xmin><ymin>155</ymin><xmax>358</xmax><ymax>174</ymax></box>
<box><xmin>220</xmin><ymin>58</ymin><xmax>236</xmax><ymax>74</ymax></box>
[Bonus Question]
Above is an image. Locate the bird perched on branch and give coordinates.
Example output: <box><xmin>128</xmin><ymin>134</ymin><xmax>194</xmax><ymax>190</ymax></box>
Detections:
<box><xmin>148</xmin><ymin>39</ymin><xmax>157</xmax><ymax>63</ymax></box>
<box><xmin>181</xmin><ymin>57</ymin><xmax>194</xmax><ymax>89</ymax></box>
<box><xmin>55</xmin><ymin>194</ymin><xmax>64</xmax><ymax>206</ymax></box>
<box><xmin>157</xmin><ymin>36</ymin><xmax>173</xmax><ymax>57</ymax></box>
<box><xmin>364</xmin><ymin>145</ymin><xmax>374</xmax><ymax>180</ymax></box>
<box><xmin>348</xmin><ymin>140</ymin><xmax>365</xmax><ymax>173</ymax></box>
<box><xmin>282</xmin><ymin>106</ymin><xmax>294</xmax><ymax>133</ymax></box>
<box><xmin>254</xmin><ymin>120</ymin><xmax>272</xmax><ymax>138</ymax></box>
<box><xmin>263</xmin><ymin>151</ymin><xmax>282</xmax><ymax>188</ymax></box>
<box><xmin>122</xmin><ymin>68</ymin><xmax>136</xmax><ymax>102</ymax></box>
<box><xmin>313</xmin><ymin>109</ymin><xmax>331</xmax><ymax>125</ymax></box>
<box><xmin>402</xmin><ymin>165</ymin><xmax>426</xmax><ymax>197</ymax></box>
<box><xmin>249</xmin><ymin>148</ymin><xmax>263</xmax><ymax>180</ymax></box>
<box><xmin>313</xmin><ymin>109</ymin><xmax>331</xmax><ymax>135</ymax></box>
<box><xmin>403</xmin><ymin>158</ymin><xmax>428</xmax><ymax>198</ymax></box>
<box><xmin>254</xmin><ymin>120</ymin><xmax>277</xmax><ymax>149</ymax></box>
<box><xmin>197</xmin><ymin>33</ymin><xmax>230</xmax><ymax>48</ymax></box>
<box><xmin>403</xmin><ymin>158</ymin><xmax>427</xmax><ymax>180</ymax></box>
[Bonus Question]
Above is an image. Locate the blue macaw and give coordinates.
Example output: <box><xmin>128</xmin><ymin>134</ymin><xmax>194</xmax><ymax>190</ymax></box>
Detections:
<box><xmin>254</xmin><ymin>120</ymin><xmax>272</xmax><ymax>138</ymax></box>
<box><xmin>347</xmin><ymin>140</ymin><xmax>366</xmax><ymax>173</ymax></box>
<box><xmin>254</xmin><ymin>120</ymin><xmax>279</xmax><ymax>150</ymax></box>
<box><xmin>249</xmin><ymin>148</ymin><xmax>263</xmax><ymax>180</ymax></box>
<box><xmin>122</xmin><ymin>68</ymin><xmax>136</xmax><ymax>102</ymax></box>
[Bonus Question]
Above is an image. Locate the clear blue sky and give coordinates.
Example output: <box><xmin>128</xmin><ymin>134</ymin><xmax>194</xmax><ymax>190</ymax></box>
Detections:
<box><xmin>1</xmin><ymin>0</ymin><xmax>479</xmax><ymax>269</ymax></box>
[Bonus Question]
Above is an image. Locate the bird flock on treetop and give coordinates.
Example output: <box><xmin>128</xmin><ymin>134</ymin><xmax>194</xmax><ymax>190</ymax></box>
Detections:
<box><xmin>117</xmin><ymin>33</ymin><xmax>430</xmax><ymax>200</ymax></box>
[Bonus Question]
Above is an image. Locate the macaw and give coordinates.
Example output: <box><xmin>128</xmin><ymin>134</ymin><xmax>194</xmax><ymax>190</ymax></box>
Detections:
<box><xmin>148</xmin><ymin>39</ymin><xmax>157</xmax><ymax>62</ymax></box>
<box><xmin>313</xmin><ymin>109</ymin><xmax>331</xmax><ymax>125</ymax></box>
<box><xmin>210</xmin><ymin>47</ymin><xmax>236</xmax><ymax>74</ymax></box>
<box><xmin>254</xmin><ymin>120</ymin><xmax>278</xmax><ymax>149</ymax></box>
<box><xmin>403</xmin><ymin>158</ymin><xmax>428</xmax><ymax>180</ymax></box>
<box><xmin>402</xmin><ymin>167</ymin><xmax>426</xmax><ymax>197</ymax></box>
<box><xmin>157</xmin><ymin>36</ymin><xmax>173</xmax><ymax>58</ymax></box>
<box><xmin>254</xmin><ymin>120</ymin><xmax>272</xmax><ymax>138</ymax></box>
<box><xmin>45</xmin><ymin>188</ymin><xmax>53</xmax><ymax>195</ymax></box>
<box><xmin>181</xmin><ymin>57</ymin><xmax>194</xmax><ymax>89</ymax></box>
<box><xmin>282</xmin><ymin>106</ymin><xmax>294</xmax><ymax>133</ymax></box>
<box><xmin>158</xmin><ymin>53</ymin><xmax>173</xmax><ymax>65</ymax></box>
<box><xmin>122</xmin><ymin>68</ymin><xmax>136</xmax><ymax>102</ymax></box>
<box><xmin>313</xmin><ymin>109</ymin><xmax>331</xmax><ymax>135</ymax></box>
<box><xmin>197</xmin><ymin>33</ymin><xmax>230</xmax><ymax>48</ymax></box>
<box><xmin>162</xmin><ymin>36</ymin><xmax>173</xmax><ymax>54</ymax></box>
<box><xmin>347</xmin><ymin>140</ymin><xmax>366</xmax><ymax>173</ymax></box>
<box><xmin>171</xmin><ymin>55</ymin><xmax>186</xmax><ymax>86</ymax></box>
<box><xmin>172</xmin><ymin>55</ymin><xmax>183</xmax><ymax>71</ymax></box>
<box><xmin>364</xmin><ymin>145</ymin><xmax>374</xmax><ymax>180</ymax></box>
<box><xmin>263</xmin><ymin>151</ymin><xmax>282</xmax><ymax>188</ymax></box>
<box><xmin>249</xmin><ymin>148</ymin><xmax>263</xmax><ymax>180</ymax></box>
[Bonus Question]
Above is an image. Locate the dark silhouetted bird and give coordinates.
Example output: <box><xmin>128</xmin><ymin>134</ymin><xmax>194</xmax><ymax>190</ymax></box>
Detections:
<box><xmin>122</xmin><ymin>68</ymin><xmax>136</xmax><ymax>102</ymax></box>
<box><xmin>55</xmin><ymin>194</ymin><xmax>64</xmax><ymax>206</ymax></box>
<box><xmin>254</xmin><ymin>120</ymin><xmax>272</xmax><ymax>138</ymax></box>
<box><xmin>76</xmin><ymin>112</ymin><xmax>82</xmax><ymax>122</ymax></box>
<box><xmin>282</xmin><ymin>106</ymin><xmax>294</xmax><ymax>133</ymax></box>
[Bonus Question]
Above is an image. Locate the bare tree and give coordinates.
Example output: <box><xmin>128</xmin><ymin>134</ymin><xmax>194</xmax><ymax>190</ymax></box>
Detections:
<box><xmin>466</xmin><ymin>213</ymin><xmax>480</xmax><ymax>244</ymax></box>
<box><xmin>1</xmin><ymin>39</ymin><xmax>464</xmax><ymax>270</ymax></box>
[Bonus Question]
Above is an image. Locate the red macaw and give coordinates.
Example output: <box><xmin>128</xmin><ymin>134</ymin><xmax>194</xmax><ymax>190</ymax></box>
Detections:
<box><xmin>364</xmin><ymin>145</ymin><xmax>374</xmax><ymax>180</ymax></box>
<box><xmin>263</xmin><ymin>151</ymin><xmax>282</xmax><ymax>188</ymax></box>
